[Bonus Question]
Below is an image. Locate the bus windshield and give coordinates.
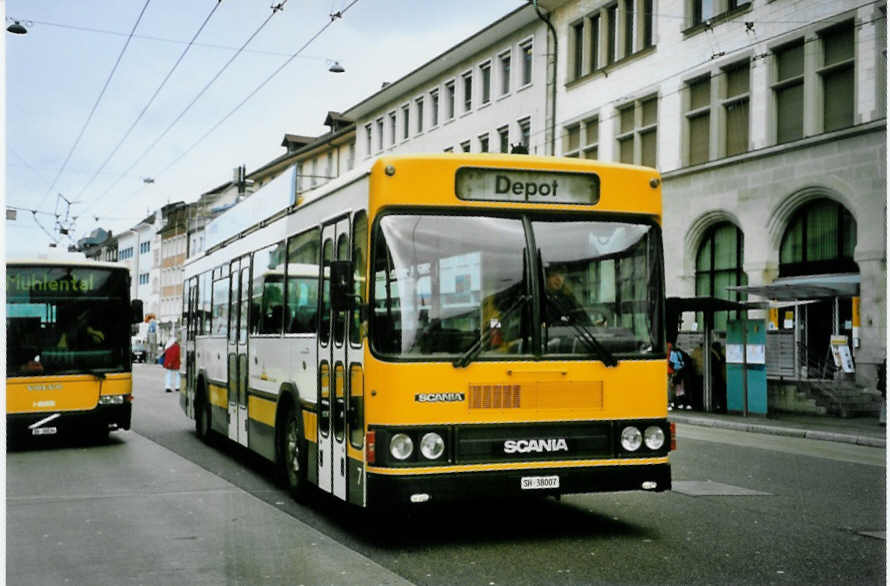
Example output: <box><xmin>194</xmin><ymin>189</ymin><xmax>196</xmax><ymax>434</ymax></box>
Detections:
<box><xmin>371</xmin><ymin>213</ymin><xmax>662</xmax><ymax>361</ymax></box>
<box><xmin>6</xmin><ymin>266</ymin><xmax>131</xmax><ymax>376</ymax></box>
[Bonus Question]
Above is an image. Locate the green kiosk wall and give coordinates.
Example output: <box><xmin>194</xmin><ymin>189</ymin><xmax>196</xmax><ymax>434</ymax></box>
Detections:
<box><xmin>726</xmin><ymin>319</ymin><xmax>767</xmax><ymax>415</ymax></box>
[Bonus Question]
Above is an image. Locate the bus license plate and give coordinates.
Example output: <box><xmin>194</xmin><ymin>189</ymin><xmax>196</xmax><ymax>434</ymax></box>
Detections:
<box><xmin>32</xmin><ymin>427</ymin><xmax>57</xmax><ymax>436</ymax></box>
<box><xmin>521</xmin><ymin>475</ymin><xmax>559</xmax><ymax>490</ymax></box>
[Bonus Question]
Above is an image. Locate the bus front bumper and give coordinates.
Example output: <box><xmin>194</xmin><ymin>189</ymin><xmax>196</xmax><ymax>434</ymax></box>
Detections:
<box><xmin>7</xmin><ymin>403</ymin><xmax>132</xmax><ymax>438</ymax></box>
<box><xmin>367</xmin><ymin>462</ymin><xmax>671</xmax><ymax>506</ymax></box>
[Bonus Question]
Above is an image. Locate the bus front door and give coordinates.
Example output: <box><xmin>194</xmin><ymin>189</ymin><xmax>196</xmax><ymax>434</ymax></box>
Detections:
<box><xmin>318</xmin><ymin>217</ymin><xmax>350</xmax><ymax>500</ymax></box>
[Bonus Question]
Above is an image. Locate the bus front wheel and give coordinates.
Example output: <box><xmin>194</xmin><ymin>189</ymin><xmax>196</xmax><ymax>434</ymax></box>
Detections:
<box><xmin>281</xmin><ymin>403</ymin><xmax>308</xmax><ymax>501</ymax></box>
<box><xmin>195</xmin><ymin>393</ymin><xmax>211</xmax><ymax>443</ymax></box>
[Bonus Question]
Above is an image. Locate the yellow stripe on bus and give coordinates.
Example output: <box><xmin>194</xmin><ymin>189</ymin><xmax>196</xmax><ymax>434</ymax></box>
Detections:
<box><xmin>367</xmin><ymin>456</ymin><xmax>670</xmax><ymax>476</ymax></box>
<box><xmin>248</xmin><ymin>395</ymin><xmax>276</xmax><ymax>427</ymax></box>
<box><xmin>208</xmin><ymin>384</ymin><xmax>227</xmax><ymax>408</ymax></box>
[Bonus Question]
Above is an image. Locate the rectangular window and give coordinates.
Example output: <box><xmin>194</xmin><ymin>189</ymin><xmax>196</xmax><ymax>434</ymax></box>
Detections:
<box><xmin>479</xmin><ymin>133</ymin><xmax>489</xmax><ymax>152</ymax></box>
<box><xmin>463</xmin><ymin>72</ymin><xmax>473</xmax><ymax>112</ymax></box>
<box><xmin>687</xmin><ymin>76</ymin><xmax>711</xmax><ymax>165</ymax></box>
<box><xmin>616</xmin><ymin>96</ymin><xmax>657</xmax><ymax>167</ymax></box>
<box><xmin>692</xmin><ymin>0</ymin><xmax>715</xmax><ymax>27</ymax></box>
<box><xmin>520</xmin><ymin>40</ymin><xmax>533</xmax><ymax>85</ymax></box>
<box><xmin>376</xmin><ymin>118</ymin><xmax>384</xmax><ymax>151</ymax></box>
<box><xmin>212</xmin><ymin>274</ymin><xmax>229</xmax><ymax>336</ymax></box>
<box><xmin>724</xmin><ymin>61</ymin><xmax>750</xmax><ymax>156</ymax></box>
<box><xmin>252</xmin><ymin>241</ymin><xmax>286</xmax><ymax>335</ymax></box>
<box><xmin>623</xmin><ymin>0</ymin><xmax>634</xmax><ymax>57</ymax></box>
<box><xmin>460</xmin><ymin>140</ymin><xmax>471</xmax><ymax>153</ymax></box>
<box><xmin>430</xmin><ymin>89</ymin><xmax>439</xmax><ymax>126</ymax></box>
<box><xmin>820</xmin><ymin>21</ymin><xmax>855</xmax><ymax>132</ymax></box>
<box><xmin>583</xmin><ymin>117</ymin><xmax>599</xmax><ymax>159</ymax></box>
<box><xmin>446</xmin><ymin>81</ymin><xmax>456</xmax><ymax>119</ymax></box>
<box><xmin>498</xmin><ymin>125</ymin><xmax>510</xmax><ymax>153</ymax></box>
<box><xmin>402</xmin><ymin>105</ymin><xmax>410</xmax><ymax>140</ymax></box>
<box><xmin>285</xmin><ymin>228</ymin><xmax>320</xmax><ymax>334</ymax></box>
<box><xmin>643</xmin><ymin>0</ymin><xmax>653</xmax><ymax>48</ymax></box>
<box><xmin>500</xmin><ymin>51</ymin><xmax>511</xmax><ymax>94</ymax></box>
<box><xmin>416</xmin><ymin>97</ymin><xmax>424</xmax><ymax>133</ymax></box>
<box><xmin>573</xmin><ymin>21</ymin><xmax>585</xmax><ymax>79</ymax></box>
<box><xmin>480</xmin><ymin>62</ymin><xmax>491</xmax><ymax>104</ymax></box>
<box><xmin>389</xmin><ymin>111</ymin><xmax>397</xmax><ymax>145</ymax></box>
<box><xmin>590</xmin><ymin>14</ymin><xmax>601</xmax><ymax>70</ymax></box>
<box><xmin>518</xmin><ymin>117</ymin><xmax>531</xmax><ymax>150</ymax></box>
<box><xmin>565</xmin><ymin>123</ymin><xmax>581</xmax><ymax>157</ymax></box>
<box><xmin>607</xmin><ymin>4</ymin><xmax>617</xmax><ymax>64</ymax></box>
<box><xmin>364</xmin><ymin>123</ymin><xmax>372</xmax><ymax>155</ymax></box>
<box><xmin>774</xmin><ymin>41</ymin><xmax>804</xmax><ymax>143</ymax></box>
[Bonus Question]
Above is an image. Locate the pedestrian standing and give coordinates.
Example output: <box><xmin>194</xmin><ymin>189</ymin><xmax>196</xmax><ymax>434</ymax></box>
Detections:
<box><xmin>163</xmin><ymin>336</ymin><xmax>181</xmax><ymax>393</ymax></box>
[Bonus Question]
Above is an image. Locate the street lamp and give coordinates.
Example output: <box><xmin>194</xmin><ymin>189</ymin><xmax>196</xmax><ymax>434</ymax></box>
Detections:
<box><xmin>7</xmin><ymin>20</ymin><xmax>28</xmax><ymax>34</ymax></box>
<box><xmin>327</xmin><ymin>60</ymin><xmax>345</xmax><ymax>73</ymax></box>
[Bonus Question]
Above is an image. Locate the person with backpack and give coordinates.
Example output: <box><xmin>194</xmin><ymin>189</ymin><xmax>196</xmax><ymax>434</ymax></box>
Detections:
<box><xmin>669</xmin><ymin>345</ymin><xmax>692</xmax><ymax>410</ymax></box>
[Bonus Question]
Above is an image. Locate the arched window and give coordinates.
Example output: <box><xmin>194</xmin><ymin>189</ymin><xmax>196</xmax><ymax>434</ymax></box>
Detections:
<box><xmin>779</xmin><ymin>198</ymin><xmax>856</xmax><ymax>276</ymax></box>
<box><xmin>695</xmin><ymin>222</ymin><xmax>747</xmax><ymax>331</ymax></box>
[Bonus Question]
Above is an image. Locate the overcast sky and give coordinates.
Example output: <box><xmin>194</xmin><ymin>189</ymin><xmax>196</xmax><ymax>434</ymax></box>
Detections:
<box><xmin>4</xmin><ymin>0</ymin><xmax>524</xmax><ymax>257</ymax></box>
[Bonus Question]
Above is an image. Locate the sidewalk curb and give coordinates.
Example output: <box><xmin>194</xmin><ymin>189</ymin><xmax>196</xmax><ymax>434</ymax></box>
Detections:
<box><xmin>669</xmin><ymin>415</ymin><xmax>886</xmax><ymax>449</ymax></box>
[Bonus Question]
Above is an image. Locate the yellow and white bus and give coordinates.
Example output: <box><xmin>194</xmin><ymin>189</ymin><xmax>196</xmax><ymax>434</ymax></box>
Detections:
<box><xmin>7</xmin><ymin>259</ymin><xmax>143</xmax><ymax>440</ymax></box>
<box><xmin>181</xmin><ymin>154</ymin><xmax>673</xmax><ymax>507</ymax></box>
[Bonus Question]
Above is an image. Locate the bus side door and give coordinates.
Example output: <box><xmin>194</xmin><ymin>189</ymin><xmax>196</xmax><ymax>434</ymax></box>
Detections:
<box><xmin>227</xmin><ymin>255</ymin><xmax>250</xmax><ymax>447</ymax></box>
<box><xmin>318</xmin><ymin>216</ymin><xmax>350</xmax><ymax>500</ymax></box>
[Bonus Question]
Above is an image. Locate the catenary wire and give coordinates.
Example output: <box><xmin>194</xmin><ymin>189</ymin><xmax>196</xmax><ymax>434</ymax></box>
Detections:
<box><xmin>150</xmin><ymin>0</ymin><xmax>363</xmax><ymax>182</ymax></box>
<box><xmin>82</xmin><ymin>1</ymin><xmax>291</xmax><ymax>215</ymax></box>
<box><xmin>38</xmin><ymin>0</ymin><xmax>152</xmax><ymax>211</ymax></box>
<box><xmin>74</xmin><ymin>1</ymin><xmax>223</xmax><ymax>200</ymax></box>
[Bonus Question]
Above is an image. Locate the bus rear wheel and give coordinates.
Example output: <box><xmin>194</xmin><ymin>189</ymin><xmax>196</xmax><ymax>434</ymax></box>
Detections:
<box><xmin>281</xmin><ymin>403</ymin><xmax>308</xmax><ymax>501</ymax></box>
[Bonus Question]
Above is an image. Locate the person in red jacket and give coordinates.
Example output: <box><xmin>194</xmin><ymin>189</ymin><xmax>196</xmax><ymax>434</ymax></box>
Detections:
<box><xmin>162</xmin><ymin>336</ymin><xmax>181</xmax><ymax>393</ymax></box>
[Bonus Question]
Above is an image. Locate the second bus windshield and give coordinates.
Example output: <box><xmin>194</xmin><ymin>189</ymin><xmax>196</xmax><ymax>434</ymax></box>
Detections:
<box><xmin>371</xmin><ymin>213</ymin><xmax>662</xmax><ymax>361</ymax></box>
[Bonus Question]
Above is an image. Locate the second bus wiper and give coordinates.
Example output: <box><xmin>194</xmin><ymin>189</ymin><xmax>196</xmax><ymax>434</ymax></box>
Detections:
<box><xmin>543</xmin><ymin>293</ymin><xmax>618</xmax><ymax>367</ymax></box>
<box><xmin>453</xmin><ymin>294</ymin><xmax>530</xmax><ymax>368</ymax></box>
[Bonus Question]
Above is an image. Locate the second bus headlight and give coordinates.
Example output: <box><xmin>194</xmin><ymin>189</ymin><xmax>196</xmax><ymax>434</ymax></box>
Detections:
<box><xmin>390</xmin><ymin>433</ymin><xmax>414</xmax><ymax>460</ymax></box>
<box><xmin>420</xmin><ymin>432</ymin><xmax>445</xmax><ymax>460</ymax></box>
<box><xmin>620</xmin><ymin>426</ymin><xmax>643</xmax><ymax>451</ymax></box>
<box><xmin>644</xmin><ymin>426</ymin><xmax>665</xmax><ymax>450</ymax></box>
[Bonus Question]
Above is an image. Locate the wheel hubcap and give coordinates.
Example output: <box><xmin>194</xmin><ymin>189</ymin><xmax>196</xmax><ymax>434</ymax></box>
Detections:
<box><xmin>287</xmin><ymin>419</ymin><xmax>300</xmax><ymax>477</ymax></box>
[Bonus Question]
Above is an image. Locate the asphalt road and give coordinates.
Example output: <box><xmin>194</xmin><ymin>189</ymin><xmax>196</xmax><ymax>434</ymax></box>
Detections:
<box><xmin>7</xmin><ymin>364</ymin><xmax>886</xmax><ymax>585</ymax></box>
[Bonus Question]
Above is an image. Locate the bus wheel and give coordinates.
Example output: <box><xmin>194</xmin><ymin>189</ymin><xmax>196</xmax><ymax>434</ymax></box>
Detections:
<box><xmin>281</xmin><ymin>404</ymin><xmax>307</xmax><ymax>501</ymax></box>
<box><xmin>195</xmin><ymin>394</ymin><xmax>211</xmax><ymax>443</ymax></box>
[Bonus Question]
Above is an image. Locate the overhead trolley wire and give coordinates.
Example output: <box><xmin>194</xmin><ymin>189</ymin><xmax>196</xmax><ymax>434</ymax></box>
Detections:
<box><xmin>83</xmin><ymin>1</ymin><xmax>291</xmax><ymax>215</ymax></box>
<box><xmin>75</xmin><ymin>0</ymin><xmax>224</xmax><ymax>201</ymax></box>
<box><xmin>151</xmin><ymin>0</ymin><xmax>363</xmax><ymax>182</ymax></box>
<box><xmin>38</xmin><ymin>0</ymin><xmax>152</xmax><ymax>211</ymax></box>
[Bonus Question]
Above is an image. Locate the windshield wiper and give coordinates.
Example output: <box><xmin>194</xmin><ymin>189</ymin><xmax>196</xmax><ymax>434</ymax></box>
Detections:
<box><xmin>453</xmin><ymin>294</ymin><xmax>530</xmax><ymax>368</ymax></box>
<box><xmin>543</xmin><ymin>293</ymin><xmax>618</xmax><ymax>367</ymax></box>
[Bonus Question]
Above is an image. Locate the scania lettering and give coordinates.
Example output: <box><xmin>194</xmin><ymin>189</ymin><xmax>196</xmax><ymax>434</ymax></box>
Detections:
<box><xmin>504</xmin><ymin>438</ymin><xmax>569</xmax><ymax>454</ymax></box>
<box><xmin>180</xmin><ymin>154</ymin><xmax>673</xmax><ymax>509</ymax></box>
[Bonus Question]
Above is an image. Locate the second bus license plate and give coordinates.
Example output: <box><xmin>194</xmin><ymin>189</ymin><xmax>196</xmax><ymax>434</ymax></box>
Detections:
<box><xmin>520</xmin><ymin>475</ymin><xmax>559</xmax><ymax>490</ymax></box>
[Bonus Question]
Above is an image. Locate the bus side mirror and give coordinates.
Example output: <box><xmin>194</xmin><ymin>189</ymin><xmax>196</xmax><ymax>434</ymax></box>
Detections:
<box><xmin>330</xmin><ymin>261</ymin><xmax>354</xmax><ymax>312</ymax></box>
<box><xmin>131</xmin><ymin>299</ymin><xmax>144</xmax><ymax>324</ymax></box>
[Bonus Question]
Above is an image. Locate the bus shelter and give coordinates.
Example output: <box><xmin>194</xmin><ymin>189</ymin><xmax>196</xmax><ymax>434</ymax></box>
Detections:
<box><xmin>666</xmin><ymin>296</ymin><xmax>747</xmax><ymax>413</ymax></box>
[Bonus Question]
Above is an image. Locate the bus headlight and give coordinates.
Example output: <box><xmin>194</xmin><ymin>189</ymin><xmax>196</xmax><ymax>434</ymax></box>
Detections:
<box><xmin>419</xmin><ymin>432</ymin><xmax>445</xmax><ymax>460</ymax></box>
<box><xmin>620</xmin><ymin>426</ymin><xmax>642</xmax><ymax>452</ymax></box>
<box><xmin>98</xmin><ymin>395</ymin><xmax>126</xmax><ymax>405</ymax></box>
<box><xmin>390</xmin><ymin>433</ymin><xmax>414</xmax><ymax>460</ymax></box>
<box><xmin>644</xmin><ymin>426</ymin><xmax>665</xmax><ymax>450</ymax></box>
